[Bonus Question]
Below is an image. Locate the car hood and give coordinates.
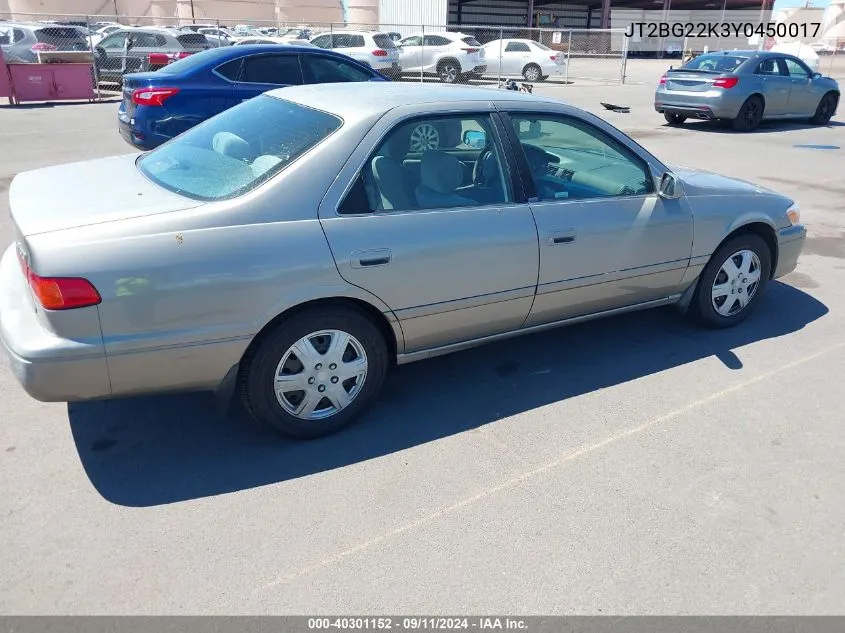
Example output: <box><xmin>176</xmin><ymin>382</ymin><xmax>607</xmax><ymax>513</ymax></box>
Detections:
<box><xmin>9</xmin><ymin>154</ymin><xmax>201</xmax><ymax>236</ymax></box>
<box><xmin>670</xmin><ymin>165</ymin><xmax>782</xmax><ymax>197</ymax></box>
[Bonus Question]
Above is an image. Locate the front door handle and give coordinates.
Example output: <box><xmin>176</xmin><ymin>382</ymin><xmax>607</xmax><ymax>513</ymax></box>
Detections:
<box><xmin>548</xmin><ymin>230</ymin><xmax>576</xmax><ymax>245</ymax></box>
<box><xmin>351</xmin><ymin>248</ymin><xmax>392</xmax><ymax>268</ymax></box>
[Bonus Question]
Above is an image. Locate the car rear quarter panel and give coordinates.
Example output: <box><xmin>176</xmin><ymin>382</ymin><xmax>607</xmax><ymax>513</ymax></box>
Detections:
<box><xmin>29</xmin><ymin>116</ymin><xmax>399</xmax><ymax>396</ymax></box>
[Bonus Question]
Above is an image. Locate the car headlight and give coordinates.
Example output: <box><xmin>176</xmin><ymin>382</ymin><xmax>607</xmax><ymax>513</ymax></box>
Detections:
<box><xmin>786</xmin><ymin>203</ymin><xmax>801</xmax><ymax>226</ymax></box>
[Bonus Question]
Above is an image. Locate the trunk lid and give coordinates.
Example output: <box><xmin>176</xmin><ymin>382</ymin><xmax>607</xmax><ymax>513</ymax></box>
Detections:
<box><xmin>664</xmin><ymin>70</ymin><xmax>720</xmax><ymax>92</ymax></box>
<box><xmin>9</xmin><ymin>154</ymin><xmax>201</xmax><ymax>237</ymax></box>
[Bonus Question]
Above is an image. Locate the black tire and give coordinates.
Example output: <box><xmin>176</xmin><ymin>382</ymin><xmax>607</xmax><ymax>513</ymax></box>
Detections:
<box><xmin>664</xmin><ymin>112</ymin><xmax>687</xmax><ymax>125</ymax></box>
<box><xmin>522</xmin><ymin>63</ymin><xmax>542</xmax><ymax>82</ymax></box>
<box><xmin>239</xmin><ymin>306</ymin><xmax>389</xmax><ymax>439</ymax></box>
<box><xmin>810</xmin><ymin>91</ymin><xmax>838</xmax><ymax>125</ymax></box>
<box><xmin>690</xmin><ymin>233</ymin><xmax>772</xmax><ymax>329</ymax></box>
<box><xmin>437</xmin><ymin>59</ymin><xmax>461</xmax><ymax>83</ymax></box>
<box><xmin>732</xmin><ymin>95</ymin><xmax>764</xmax><ymax>132</ymax></box>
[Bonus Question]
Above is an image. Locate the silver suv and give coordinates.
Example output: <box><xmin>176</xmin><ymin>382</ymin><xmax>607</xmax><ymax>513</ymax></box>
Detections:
<box><xmin>397</xmin><ymin>31</ymin><xmax>487</xmax><ymax>83</ymax></box>
<box><xmin>310</xmin><ymin>30</ymin><xmax>402</xmax><ymax>78</ymax></box>
<box><xmin>0</xmin><ymin>22</ymin><xmax>90</xmax><ymax>63</ymax></box>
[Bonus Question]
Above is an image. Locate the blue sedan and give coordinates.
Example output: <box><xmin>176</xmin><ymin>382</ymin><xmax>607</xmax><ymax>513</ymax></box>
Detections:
<box><xmin>118</xmin><ymin>45</ymin><xmax>388</xmax><ymax>150</ymax></box>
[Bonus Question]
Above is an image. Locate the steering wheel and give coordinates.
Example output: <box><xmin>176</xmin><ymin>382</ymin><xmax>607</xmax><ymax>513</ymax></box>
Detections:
<box><xmin>472</xmin><ymin>147</ymin><xmax>495</xmax><ymax>186</ymax></box>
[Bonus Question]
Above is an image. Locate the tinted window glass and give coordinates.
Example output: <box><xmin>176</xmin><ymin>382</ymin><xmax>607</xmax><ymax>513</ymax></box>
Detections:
<box><xmin>349</xmin><ymin>115</ymin><xmax>512</xmax><ymax>213</ymax></box>
<box><xmin>176</xmin><ymin>33</ymin><xmax>209</xmax><ymax>47</ymax></box>
<box><xmin>240</xmin><ymin>54</ymin><xmax>303</xmax><ymax>84</ymax></box>
<box><xmin>683</xmin><ymin>53</ymin><xmax>747</xmax><ymax>72</ymax></box>
<box><xmin>138</xmin><ymin>95</ymin><xmax>341</xmax><ymax>201</ymax></box>
<box><xmin>372</xmin><ymin>34</ymin><xmax>396</xmax><ymax>49</ymax></box>
<box><xmin>301</xmin><ymin>55</ymin><xmax>374</xmax><ymax>83</ymax></box>
<box><xmin>510</xmin><ymin>115</ymin><xmax>653</xmax><ymax>200</ymax></box>
<box><xmin>99</xmin><ymin>32</ymin><xmax>127</xmax><ymax>49</ymax></box>
<box><xmin>35</xmin><ymin>27</ymin><xmax>83</xmax><ymax>40</ymax></box>
<box><xmin>334</xmin><ymin>33</ymin><xmax>365</xmax><ymax>48</ymax></box>
<box><xmin>461</xmin><ymin>36</ymin><xmax>482</xmax><ymax>47</ymax></box>
<box><xmin>401</xmin><ymin>36</ymin><xmax>422</xmax><ymax>46</ymax></box>
<box><xmin>505</xmin><ymin>42</ymin><xmax>530</xmax><ymax>52</ymax></box>
<box><xmin>215</xmin><ymin>58</ymin><xmax>242</xmax><ymax>80</ymax></box>
<box><xmin>0</xmin><ymin>27</ymin><xmax>12</xmax><ymax>45</ymax></box>
<box><xmin>311</xmin><ymin>34</ymin><xmax>331</xmax><ymax>48</ymax></box>
<box><xmin>784</xmin><ymin>58</ymin><xmax>810</xmax><ymax>77</ymax></box>
<box><xmin>755</xmin><ymin>58</ymin><xmax>784</xmax><ymax>75</ymax></box>
<box><xmin>131</xmin><ymin>32</ymin><xmax>160</xmax><ymax>47</ymax></box>
<box><xmin>424</xmin><ymin>35</ymin><xmax>450</xmax><ymax>46</ymax></box>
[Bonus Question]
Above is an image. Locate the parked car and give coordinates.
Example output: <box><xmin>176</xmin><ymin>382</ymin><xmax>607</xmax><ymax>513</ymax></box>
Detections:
<box><xmin>396</xmin><ymin>31</ymin><xmax>487</xmax><ymax>83</ymax></box>
<box><xmin>3</xmin><ymin>83</ymin><xmax>806</xmax><ymax>439</ymax></box>
<box><xmin>655</xmin><ymin>50</ymin><xmax>839</xmax><ymax>131</ymax></box>
<box><xmin>198</xmin><ymin>27</ymin><xmax>242</xmax><ymax>47</ymax></box>
<box><xmin>118</xmin><ymin>44</ymin><xmax>387</xmax><ymax>149</ymax></box>
<box><xmin>89</xmin><ymin>23</ymin><xmax>123</xmax><ymax>47</ymax></box>
<box><xmin>310</xmin><ymin>30</ymin><xmax>402</xmax><ymax>78</ymax></box>
<box><xmin>0</xmin><ymin>22</ymin><xmax>89</xmax><ymax>63</ymax></box>
<box><xmin>178</xmin><ymin>24</ymin><xmax>218</xmax><ymax>33</ymax></box>
<box><xmin>481</xmin><ymin>38</ymin><xmax>565</xmax><ymax>81</ymax></box>
<box><xmin>94</xmin><ymin>27</ymin><xmax>211</xmax><ymax>85</ymax></box>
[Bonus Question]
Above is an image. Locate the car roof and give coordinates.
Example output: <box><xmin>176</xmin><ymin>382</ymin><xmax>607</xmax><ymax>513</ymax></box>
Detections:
<box><xmin>268</xmin><ymin>82</ymin><xmax>562</xmax><ymax>119</ymax></box>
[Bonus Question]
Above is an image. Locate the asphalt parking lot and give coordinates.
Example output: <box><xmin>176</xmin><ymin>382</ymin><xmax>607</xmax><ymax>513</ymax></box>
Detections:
<box><xmin>1</xmin><ymin>59</ymin><xmax>844</xmax><ymax>614</ymax></box>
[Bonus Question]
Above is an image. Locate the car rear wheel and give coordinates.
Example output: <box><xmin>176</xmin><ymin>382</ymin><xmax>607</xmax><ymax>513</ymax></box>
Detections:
<box><xmin>690</xmin><ymin>233</ymin><xmax>771</xmax><ymax>329</ymax></box>
<box><xmin>664</xmin><ymin>112</ymin><xmax>687</xmax><ymax>125</ymax></box>
<box><xmin>732</xmin><ymin>96</ymin><xmax>764</xmax><ymax>132</ymax></box>
<box><xmin>240</xmin><ymin>306</ymin><xmax>389</xmax><ymax>439</ymax></box>
<box><xmin>438</xmin><ymin>59</ymin><xmax>461</xmax><ymax>83</ymax></box>
<box><xmin>522</xmin><ymin>63</ymin><xmax>542</xmax><ymax>81</ymax></box>
<box><xmin>810</xmin><ymin>92</ymin><xmax>838</xmax><ymax>125</ymax></box>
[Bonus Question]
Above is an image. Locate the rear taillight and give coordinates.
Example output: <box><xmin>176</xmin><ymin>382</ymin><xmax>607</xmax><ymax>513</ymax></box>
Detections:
<box><xmin>713</xmin><ymin>76</ymin><xmax>739</xmax><ymax>89</ymax></box>
<box><xmin>31</xmin><ymin>42</ymin><xmax>57</xmax><ymax>53</ymax></box>
<box><xmin>659</xmin><ymin>74</ymin><xmax>667</xmax><ymax>85</ymax></box>
<box><xmin>148</xmin><ymin>51</ymin><xmax>191</xmax><ymax>66</ymax></box>
<box><xmin>132</xmin><ymin>87</ymin><xmax>180</xmax><ymax>106</ymax></box>
<box><xmin>17</xmin><ymin>251</ymin><xmax>101</xmax><ymax>311</ymax></box>
<box><xmin>372</xmin><ymin>49</ymin><xmax>388</xmax><ymax>57</ymax></box>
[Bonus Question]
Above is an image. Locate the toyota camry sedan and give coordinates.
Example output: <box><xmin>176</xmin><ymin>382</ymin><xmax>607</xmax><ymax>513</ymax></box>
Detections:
<box><xmin>2</xmin><ymin>83</ymin><xmax>806</xmax><ymax>439</ymax></box>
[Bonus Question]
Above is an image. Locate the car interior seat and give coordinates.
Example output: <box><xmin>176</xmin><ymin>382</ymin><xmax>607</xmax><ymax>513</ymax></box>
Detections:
<box><xmin>415</xmin><ymin>150</ymin><xmax>477</xmax><ymax>208</ymax></box>
<box><xmin>212</xmin><ymin>132</ymin><xmax>254</xmax><ymax>162</ymax></box>
<box><xmin>366</xmin><ymin>126</ymin><xmax>418</xmax><ymax>210</ymax></box>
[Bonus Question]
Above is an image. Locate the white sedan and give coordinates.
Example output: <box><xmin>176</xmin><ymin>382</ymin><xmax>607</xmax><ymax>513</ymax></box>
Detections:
<box><xmin>482</xmin><ymin>38</ymin><xmax>566</xmax><ymax>81</ymax></box>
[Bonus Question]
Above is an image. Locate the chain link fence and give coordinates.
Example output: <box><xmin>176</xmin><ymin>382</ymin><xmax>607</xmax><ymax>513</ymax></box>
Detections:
<box><xmin>2</xmin><ymin>11</ymin><xmax>630</xmax><ymax>95</ymax></box>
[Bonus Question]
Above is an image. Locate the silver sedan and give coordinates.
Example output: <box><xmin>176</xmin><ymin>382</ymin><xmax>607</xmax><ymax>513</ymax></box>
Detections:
<box><xmin>1</xmin><ymin>83</ymin><xmax>806</xmax><ymax>438</ymax></box>
<box><xmin>655</xmin><ymin>49</ymin><xmax>839</xmax><ymax>131</ymax></box>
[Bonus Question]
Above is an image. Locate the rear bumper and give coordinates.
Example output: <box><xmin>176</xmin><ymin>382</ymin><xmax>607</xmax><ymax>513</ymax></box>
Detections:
<box><xmin>774</xmin><ymin>224</ymin><xmax>807</xmax><ymax>279</ymax></box>
<box><xmin>0</xmin><ymin>245</ymin><xmax>111</xmax><ymax>402</ymax></box>
<box><xmin>118</xmin><ymin>111</ymin><xmax>170</xmax><ymax>151</ymax></box>
<box><xmin>654</xmin><ymin>88</ymin><xmax>746</xmax><ymax>120</ymax></box>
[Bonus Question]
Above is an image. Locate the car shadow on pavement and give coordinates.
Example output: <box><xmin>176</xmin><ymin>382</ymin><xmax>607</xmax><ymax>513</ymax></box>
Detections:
<box><xmin>68</xmin><ymin>280</ymin><xmax>828</xmax><ymax>507</ymax></box>
<box><xmin>665</xmin><ymin>119</ymin><xmax>845</xmax><ymax>134</ymax></box>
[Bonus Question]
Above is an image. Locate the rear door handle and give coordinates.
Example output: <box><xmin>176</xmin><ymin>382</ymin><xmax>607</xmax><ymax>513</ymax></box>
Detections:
<box><xmin>351</xmin><ymin>248</ymin><xmax>392</xmax><ymax>268</ymax></box>
<box><xmin>548</xmin><ymin>230</ymin><xmax>576</xmax><ymax>245</ymax></box>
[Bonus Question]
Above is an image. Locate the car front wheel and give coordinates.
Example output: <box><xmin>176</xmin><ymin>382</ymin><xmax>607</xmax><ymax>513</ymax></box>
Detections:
<box><xmin>240</xmin><ymin>306</ymin><xmax>389</xmax><ymax>439</ymax></box>
<box><xmin>690</xmin><ymin>233</ymin><xmax>771</xmax><ymax>328</ymax></box>
<box><xmin>810</xmin><ymin>92</ymin><xmax>838</xmax><ymax>125</ymax></box>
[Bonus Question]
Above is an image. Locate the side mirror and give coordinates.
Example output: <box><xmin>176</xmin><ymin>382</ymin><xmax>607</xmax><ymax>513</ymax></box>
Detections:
<box><xmin>658</xmin><ymin>172</ymin><xmax>681</xmax><ymax>199</ymax></box>
<box><xmin>463</xmin><ymin>129</ymin><xmax>487</xmax><ymax>149</ymax></box>
<box><xmin>812</xmin><ymin>72</ymin><xmax>822</xmax><ymax>79</ymax></box>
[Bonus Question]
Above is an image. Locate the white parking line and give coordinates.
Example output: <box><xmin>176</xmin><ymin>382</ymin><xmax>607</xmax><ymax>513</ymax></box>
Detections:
<box><xmin>258</xmin><ymin>340</ymin><xmax>843</xmax><ymax>590</ymax></box>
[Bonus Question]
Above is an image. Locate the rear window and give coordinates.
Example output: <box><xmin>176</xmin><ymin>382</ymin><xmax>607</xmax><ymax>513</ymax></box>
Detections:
<box><xmin>176</xmin><ymin>33</ymin><xmax>209</xmax><ymax>47</ymax></box>
<box><xmin>461</xmin><ymin>36</ymin><xmax>482</xmax><ymax>47</ymax></box>
<box><xmin>372</xmin><ymin>34</ymin><xmax>397</xmax><ymax>49</ymax></box>
<box><xmin>683</xmin><ymin>53</ymin><xmax>748</xmax><ymax>72</ymax></box>
<box><xmin>35</xmin><ymin>27</ymin><xmax>84</xmax><ymax>40</ymax></box>
<box><xmin>137</xmin><ymin>95</ymin><xmax>342</xmax><ymax>201</ymax></box>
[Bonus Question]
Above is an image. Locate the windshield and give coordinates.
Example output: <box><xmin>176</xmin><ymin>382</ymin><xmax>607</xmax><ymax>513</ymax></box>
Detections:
<box><xmin>682</xmin><ymin>53</ymin><xmax>748</xmax><ymax>73</ymax></box>
<box><xmin>137</xmin><ymin>95</ymin><xmax>342</xmax><ymax>201</ymax></box>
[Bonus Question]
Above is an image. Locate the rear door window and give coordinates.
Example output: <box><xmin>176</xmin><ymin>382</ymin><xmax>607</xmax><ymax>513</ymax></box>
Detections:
<box><xmin>301</xmin><ymin>55</ymin><xmax>375</xmax><ymax>83</ymax></box>
<box><xmin>311</xmin><ymin>34</ymin><xmax>331</xmax><ymax>48</ymax></box>
<box><xmin>240</xmin><ymin>53</ymin><xmax>304</xmax><ymax>84</ymax></box>
<box><xmin>334</xmin><ymin>34</ymin><xmax>365</xmax><ymax>48</ymax></box>
<box><xmin>215</xmin><ymin>58</ymin><xmax>243</xmax><ymax>80</ymax></box>
<box><xmin>423</xmin><ymin>35</ymin><xmax>450</xmax><ymax>46</ymax></box>
<box><xmin>131</xmin><ymin>32</ymin><xmax>161</xmax><ymax>48</ymax></box>
<box><xmin>176</xmin><ymin>33</ymin><xmax>209</xmax><ymax>48</ymax></box>
<box><xmin>505</xmin><ymin>42</ymin><xmax>530</xmax><ymax>52</ymax></box>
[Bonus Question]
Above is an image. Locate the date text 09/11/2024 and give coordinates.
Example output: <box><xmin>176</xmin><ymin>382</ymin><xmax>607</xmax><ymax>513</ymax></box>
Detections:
<box><xmin>625</xmin><ymin>21</ymin><xmax>822</xmax><ymax>39</ymax></box>
<box><xmin>307</xmin><ymin>618</ymin><xmax>528</xmax><ymax>630</ymax></box>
